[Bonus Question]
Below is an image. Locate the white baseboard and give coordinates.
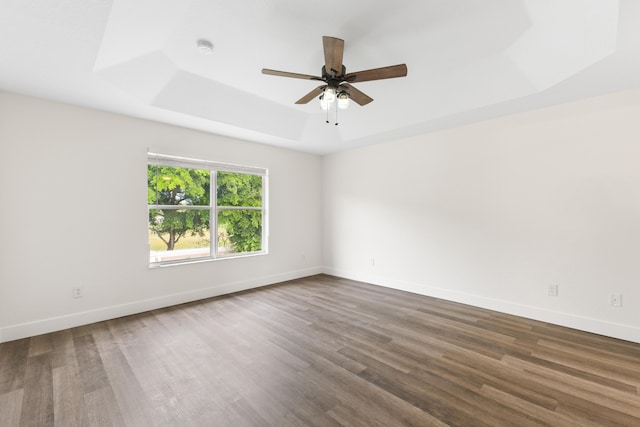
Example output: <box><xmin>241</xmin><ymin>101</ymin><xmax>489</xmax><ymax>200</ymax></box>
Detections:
<box><xmin>0</xmin><ymin>267</ymin><xmax>323</xmax><ymax>343</ymax></box>
<box><xmin>5</xmin><ymin>266</ymin><xmax>638</xmax><ymax>345</ymax></box>
<box><xmin>323</xmin><ymin>267</ymin><xmax>640</xmax><ymax>344</ymax></box>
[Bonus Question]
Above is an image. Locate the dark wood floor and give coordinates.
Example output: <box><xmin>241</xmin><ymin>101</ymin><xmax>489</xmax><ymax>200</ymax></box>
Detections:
<box><xmin>2</xmin><ymin>275</ymin><xmax>640</xmax><ymax>426</ymax></box>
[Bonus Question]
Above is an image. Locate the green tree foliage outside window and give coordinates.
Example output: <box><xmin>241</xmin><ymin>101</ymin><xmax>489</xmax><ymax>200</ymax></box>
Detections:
<box><xmin>217</xmin><ymin>172</ymin><xmax>263</xmax><ymax>253</ymax></box>
<box><xmin>148</xmin><ymin>165</ymin><xmax>210</xmax><ymax>251</ymax></box>
<box><xmin>148</xmin><ymin>162</ymin><xmax>265</xmax><ymax>262</ymax></box>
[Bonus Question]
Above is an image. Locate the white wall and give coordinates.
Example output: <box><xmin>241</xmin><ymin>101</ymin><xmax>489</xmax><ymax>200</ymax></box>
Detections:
<box><xmin>0</xmin><ymin>91</ymin><xmax>323</xmax><ymax>342</ymax></box>
<box><xmin>3</xmin><ymin>88</ymin><xmax>640</xmax><ymax>344</ymax></box>
<box><xmin>323</xmin><ymin>89</ymin><xmax>640</xmax><ymax>343</ymax></box>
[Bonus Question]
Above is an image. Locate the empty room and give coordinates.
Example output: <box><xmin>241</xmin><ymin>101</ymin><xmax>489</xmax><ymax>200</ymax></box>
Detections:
<box><xmin>1</xmin><ymin>1</ymin><xmax>640</xmax><ymax>426</ymax></box>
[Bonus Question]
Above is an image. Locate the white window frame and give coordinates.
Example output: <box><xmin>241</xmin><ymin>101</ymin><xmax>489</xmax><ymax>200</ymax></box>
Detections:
<box><xmin>148</xmin><ymin>152</ymin><xmax>269</xmax><ymax>267</ymax></box>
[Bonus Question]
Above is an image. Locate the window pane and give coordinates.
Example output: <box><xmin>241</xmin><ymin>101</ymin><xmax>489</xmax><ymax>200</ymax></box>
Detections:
<box><xmin>147</xmin><ymin>154</ymin><xmax>268</xmax><ymax>266</ymax></box>
<box><xmin>218</xmin><ymin>210</ymin><xmax>262</xmax><ymax>254</ymax></box>
<box><xmin>148</xmin><ymin>165</ymin><xmax>210</xmax><ymax>206</ymax></box>
<box><xmin>149</xmin><ymin>209</ymin><xmax>211</xmax><ymax>263</ymax></box>
<box><xmin>217</xmin><ymin>172</ymin><xmax>262</xmax><ymax>207</ymax></box>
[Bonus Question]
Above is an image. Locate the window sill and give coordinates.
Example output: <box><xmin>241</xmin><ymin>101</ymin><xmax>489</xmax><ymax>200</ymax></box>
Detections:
<box><xmin>148</xmin><ymin>251</ymin><xmax>268</xmax><ymax>269</ymax></box>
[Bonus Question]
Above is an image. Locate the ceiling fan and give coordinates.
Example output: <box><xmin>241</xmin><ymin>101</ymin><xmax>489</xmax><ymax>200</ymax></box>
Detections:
<box><xmin>262</xmin><ymin>36</ymin><xmax>408</xmax><ymax>111</ymax></box>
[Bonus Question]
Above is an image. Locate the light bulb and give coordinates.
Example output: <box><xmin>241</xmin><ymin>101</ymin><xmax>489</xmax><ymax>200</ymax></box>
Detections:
<box><xmin>324</xmin><ymin>87</ymin><xmax>336</xmax><ymax>103</ymax></box>
<box><xmin>337</xmin><ymin>92</ymin><xmax>350</xmax><ymax>109</ymax></box>
<box><xmin>319</xmin><ymin>95</ymin><xmax>330</xmax><ymax>110</ymax></box>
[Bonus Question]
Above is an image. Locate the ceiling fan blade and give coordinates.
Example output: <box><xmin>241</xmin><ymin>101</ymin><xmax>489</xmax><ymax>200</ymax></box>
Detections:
<box><xmin>262</xmin><ymin>69</ymin><xmax>323</xmax><ymax>81</ymax></box>
<box><xmin>344</xmin><ymin>64</ymin><xmax>407</xmax><ymax>83</ymax></box>
<box><xmin>322</xmin><ymin>36</ymin><xmax>345</xmax><ymax>76</ymax></box>
<box><xmin>295</xmin><ymin>85</ymin><xmax>326</xmax><ymax>104</ymax></box>
<box><xmin>341</xmin><ymin>83</ymin><xmax>373</xmax><ymax>106</ymax></box>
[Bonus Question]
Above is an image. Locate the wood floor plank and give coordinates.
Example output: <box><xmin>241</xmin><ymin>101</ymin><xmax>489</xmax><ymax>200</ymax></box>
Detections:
<box><xmin>19</xmin><ymin>353</ymin><xmax>54</xmax><ymax>426</ymax></box>
<box><xmin>2</xmin><ymin>274</ymin><xmax>640</xmax><ymax>426</ymax></box>
<box><xmin>503</xmin><ymin>354</ymin><xmax>640</xmax><ymax>419</ymax></box>
<box><xmin>479</xmin><ymin>384</ymin><xmax>596</xmax><ymax>427</ymax></box>
<box><xmin>27</xmin><ymin>333</ymin><xmax>53</xmax><ymax>358</ymax></box>
<box><xmin>0</xmin><ymin>338</ymin><xmax>29</xmax><ymax>395</ymax></box>
<box><xmin>52</xmin><ymin>365</ymin><xmax>89</xmax><ymax>427</ymax></box>
<box><xmin>84</xmin><ymin>386</ymin><xmax>126</xmax><ymax>427</ymax></box>
<box><xmin>0</xmin><ymin>388</ymin><xmax>23</xmax><ymax>427</ymax></box>
<box><xmin>49</xmin><ymin>330</ymin><xmax>78</xmax><ymax>370</ymax></box>
<box><xmin>537</xmin><ymin>337</ymin><xmax>640</xmax><ymax>375</ymax></box>
<box><xmin>91</xmin><ymin>324</ymin><xmax>156</xmax><ymax>427</ymax></box>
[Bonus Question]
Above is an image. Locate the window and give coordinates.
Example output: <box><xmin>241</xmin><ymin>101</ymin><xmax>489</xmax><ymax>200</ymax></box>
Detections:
<box><xmin>147</xmin><ymin>153</ymin><xmax>268</xmax><ymax>266</ymax></box>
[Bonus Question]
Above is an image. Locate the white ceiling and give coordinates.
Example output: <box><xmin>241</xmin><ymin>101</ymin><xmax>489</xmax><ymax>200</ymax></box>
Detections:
<box><xmin>2</xmin><ymin>0</ymin><xmax>640</xmax><ymax>155</ymax></box>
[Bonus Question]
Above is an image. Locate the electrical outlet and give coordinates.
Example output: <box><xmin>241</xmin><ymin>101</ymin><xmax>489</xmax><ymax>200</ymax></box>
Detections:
<box><xmin>72</xmin><ymin>286</ymin><xmax>83</xmax><ymax>298</ymax></box>
<box><xmin>610</xmin><ymin>293</ymin><xmax>622</xmax><ymax>307</ymax></box>
<box><xmin>548</xmin><ymin>284</ymin><xmax>558</xmax><ymax>296</ymax></box>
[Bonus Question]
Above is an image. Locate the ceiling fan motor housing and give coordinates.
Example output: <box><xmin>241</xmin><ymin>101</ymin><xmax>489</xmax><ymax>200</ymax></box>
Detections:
<box><xmin>322</xmin><ymin>65</ymin><xmax>347</xmax><ymax>81</ymax></box>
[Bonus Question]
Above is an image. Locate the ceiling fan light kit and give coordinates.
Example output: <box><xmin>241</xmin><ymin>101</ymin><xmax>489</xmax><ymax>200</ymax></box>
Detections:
<box><xmin>262</xmin><ymin>36</ymin><xmax>407</xmax><ymax>124</ymax></box>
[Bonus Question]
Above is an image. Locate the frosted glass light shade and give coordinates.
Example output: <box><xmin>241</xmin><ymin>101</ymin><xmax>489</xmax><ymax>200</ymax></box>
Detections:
<box><xmin>337</xmin><ymin>92</ymin><xmax>350</xmax><ymax>109</ymax></box>
<box><xmin>324</xmin><ymin>87</ymin><xmax>336</xmax><ymax>103</ymax></box>
<box><xmin>319</xmin><ymin>95</ymin><xmax>330</xmax><ymax>110</ymax></box>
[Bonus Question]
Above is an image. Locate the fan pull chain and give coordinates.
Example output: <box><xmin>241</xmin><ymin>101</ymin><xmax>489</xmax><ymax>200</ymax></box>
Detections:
<box><xmin>335</xmin><ymin>105</ymin><xmax>339</xmax><ymax>126</ymax></box>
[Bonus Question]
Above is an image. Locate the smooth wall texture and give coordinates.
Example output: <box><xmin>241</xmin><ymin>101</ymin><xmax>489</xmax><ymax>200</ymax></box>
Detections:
<box><xmin>323</xmin><ymin>89</ymin><xmax>640</xmax><ymax>343</ymax></box>
<box><xmin>0</xmin><ymin>91</ymin><xmax>323</xmax><ymax>342</ymax></box>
